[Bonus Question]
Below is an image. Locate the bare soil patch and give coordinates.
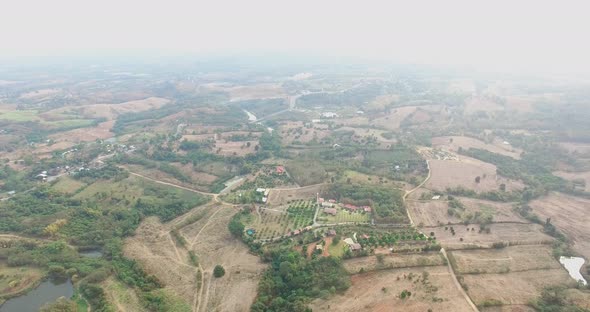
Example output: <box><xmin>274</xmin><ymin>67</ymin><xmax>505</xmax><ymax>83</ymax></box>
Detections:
<box><xmin>310</xmin><ymin>266</ymin><xmax>473</xmax><ymax>312</ymax></box>
<box><xmin>529</xmin><ymin>192</ymin><xmax>590</xmax><ymax>259</ymax></box>
<box><xmin>426</xmin><ymin>157</ymin><xmax>524</xmax><ymax>193</ymax></box>
<box><xmin>432</xmin><ymin>136</ymin><xmax>522</xmax><ymax>159</ymax></box>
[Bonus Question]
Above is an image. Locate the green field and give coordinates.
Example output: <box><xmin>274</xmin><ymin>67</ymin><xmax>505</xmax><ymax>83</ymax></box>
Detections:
<box><xmin>51</xmin><ymin>176</ymin><xmax>87</xmax><ymax>194</ymax></box>
<box><xmin>0</xmin><ymin>110</ymin><xmax>39</xmax><ymax>121</ymax></box>
<box><xmin>327</xmin><ymin>241</ymin><xmax>347</xmax><ymax>258</ymax></box>
<box><xmin>318</xmin><ymin>208</ymin><xmax>370</xmax><ymax>224</ymax></box>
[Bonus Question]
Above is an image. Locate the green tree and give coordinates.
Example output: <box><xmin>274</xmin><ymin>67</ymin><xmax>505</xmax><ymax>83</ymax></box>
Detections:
<box><xmin>213</xmin><ymin>265</ymin><xmax>225</xmax><ymax>278</ymax></box>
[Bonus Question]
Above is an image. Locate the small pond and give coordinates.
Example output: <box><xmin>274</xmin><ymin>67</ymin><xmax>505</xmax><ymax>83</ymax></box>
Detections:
<box><xmin>559</xmin><ymin>256</ymin><xmax>587</xmax><ymax>285</ymax></box>
<box><xmin>0</xmin><ymin>279</ymin><xmax>73</xmax><ymax>312</ymax></box>
<box><xmin>79</xmin><ymin>249</ymin><xmax>103</xmax><ymax>258</ymax></box>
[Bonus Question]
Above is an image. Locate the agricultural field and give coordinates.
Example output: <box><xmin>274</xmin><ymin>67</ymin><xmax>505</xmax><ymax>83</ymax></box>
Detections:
<box><xmin>448</xmin><ymin>245</ymin><xmax>561</xmax><ymax>275</ymax></box>
<box><xmin>316</xmin><ymin>208</ymin><xmax>370</xmax><ymax>224</ymax></box>
<box><xmin>266</xmin><ymin>183</ymin><xmax>327</xmax><ymax>205</ymax></box>
<box><xmin>461</xmin><ymin>269</ymin><xmax>575</xmax><ymax>306</ymax></box>
<box><xmin>342</xmin><ymin>252</ymin><xmax>445</xmax><ymax>274</ymax></box>
<box><xmin>335</xmin><ymin>170</ymin><xmax>407</xmax><ymax>188</ymax></box>
<box><xmin>407</xmin><ymin>195</ymin><xmax>524</xmax><ymax>227</ymax></box>
<box><xmin>426</xmin><ymin>157</ymin><xmax>525</xmax><ymax>193</ymax></box>
<box><xmin>429</xmin><ymin>223</ymin><xmax>553</xmax><ymax>249</ymax></box>
<box><xmin>310</xmin><ymin>265</ymin><xmax>474</xmax><ymax>312</ymax></box>
<box><xmin>244</xmin><ymin>200</ymin><xmax>316</xmax><ymax>240</ymax></box>
<box><xmin>50</xmin><ymin>176</ymin><xmax>87</xmax><ymax>194</ymax></box>
<box><xmin>432</xmin><ymin>136</ymin><xmax>522</xmax><ymax>159</ymax></box>
<box><xmin>529</xmin><ymin>192</ymin><xmax>590</xmax><ymax>259</ymax></box>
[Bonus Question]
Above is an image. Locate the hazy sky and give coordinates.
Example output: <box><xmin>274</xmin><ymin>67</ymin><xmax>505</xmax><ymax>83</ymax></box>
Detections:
<box><xmin>1</xmin><ymin>0</ymin><xmax>589</xmax><ymax>73</ymax></box>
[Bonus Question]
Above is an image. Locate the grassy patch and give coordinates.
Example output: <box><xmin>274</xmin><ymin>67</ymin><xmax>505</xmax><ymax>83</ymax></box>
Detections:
<box><xmin>51</xmin><ymin>177</ymin><xmax>87</xmax><ymax>194</ymax></box>
<box><xmin>328</xmin><ymin>241</ymin><xmax>347</xmax><ymax>258</ymax></box>
<box><xmin>0</xmin><ymin>110</ymin><xmax>39</xmax><ymax>121</ymax></box>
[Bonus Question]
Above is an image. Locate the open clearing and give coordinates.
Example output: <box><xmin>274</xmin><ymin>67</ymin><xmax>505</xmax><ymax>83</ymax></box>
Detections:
<box><xmin>432</xmin><ymin>136</ymin><xmax>522</xmax><ymax>159</ymax></box>
<box><xmin>310</xmin><ymin>265</ymin><xmax>473</xmax><ymax>312</ymax></box>
<box><xmin>462</xmin><ymin>269</ymin><xmax>575</xmax><ymax>306</ymax></box>
<box><xmin>426</xmin><ymin>156</ymin><xmax>524</xmax><ymax>193</ymax></box>
<box><xmin>407</xmin><ymin>195</ymin><xmax>525</xmax><ymax>226</ymax></box>
<box><xmin>449</xmin><ymin>245</ymin><xmax>560</xmax><ymax>274</ymax></box>
<box><xmin>529</xmin><ymin>192</ymin><xmax>590</xmax><ymax>259</ymax></box>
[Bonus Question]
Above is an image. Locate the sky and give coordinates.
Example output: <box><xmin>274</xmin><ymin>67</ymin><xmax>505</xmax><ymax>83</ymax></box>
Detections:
<box><xmin>1</xmin><ymin>0</ymin><xmax>589</xmax><ymax>73</ymax></box>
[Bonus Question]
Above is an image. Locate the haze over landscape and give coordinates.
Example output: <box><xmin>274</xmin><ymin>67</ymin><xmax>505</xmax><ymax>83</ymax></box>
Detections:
<box><xmin>0</xmin><ymin>1</ymin><xmax>589</xmax><ymax>312</ymax></box>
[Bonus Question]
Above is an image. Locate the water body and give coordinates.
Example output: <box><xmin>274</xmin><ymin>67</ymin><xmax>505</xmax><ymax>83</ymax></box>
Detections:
<box><xmin>559</xmin><ymin>256</ymin><xmax>588</xmax><ymax>285</ymax></box>
<box><xmin>243</xmin><ymin>110</ymin><xmax>257</xmax><ymax>122</ymax></box>
<box><xmin>79</xmin><ymin>249</ymin><xmax>103</xmax><ymax>258</ymax></box>
<box><xmin>0</xmin><ymin>279</ymin><xmax>73</xmax><ymax>312</ymax></box>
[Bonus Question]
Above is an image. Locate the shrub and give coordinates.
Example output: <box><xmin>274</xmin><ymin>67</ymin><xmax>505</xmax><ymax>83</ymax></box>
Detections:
<box><xmin>213</xmin><ymin>265</ymin><xmax>225</xmax><ymax>278</ymax></box>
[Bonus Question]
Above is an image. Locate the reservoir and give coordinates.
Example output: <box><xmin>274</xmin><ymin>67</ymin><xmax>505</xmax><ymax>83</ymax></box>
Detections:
<box><xmin>559</xmin><ymin>256</ymin><xmax>587</xmax><ymax>285</ymax></box>
<box><xmin>0</xmin><ymin>279</ymin><xmax>73</xmax><ymax>312</ymax></box>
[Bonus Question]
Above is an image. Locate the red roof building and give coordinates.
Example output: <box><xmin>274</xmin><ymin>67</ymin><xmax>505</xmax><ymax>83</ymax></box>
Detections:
<box><xmin>276</xmin><ymin>166</ymin><xmax>286</xmax><ymax>174</ymax></box>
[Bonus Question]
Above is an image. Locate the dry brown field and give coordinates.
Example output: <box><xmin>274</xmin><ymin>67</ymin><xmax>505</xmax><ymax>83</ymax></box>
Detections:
<box><xmin>202</xmin><ymin>83</ymin><xmax>285</xmax><ymax>101</ymax></box>
<box><xmin>426</xmin><ymin>157</ymin><xmax>525</xmax><ymax>193</ymax></box>
<box><xmin>213</xmin><ymin>140</ymin><xmax>257</xmax><ymax>157</ymax></box>
<box><xmin>310</xmin><ymin>266</ymin><xmax>473</xmax><ymax>312</ymax></box>
<box><xmin>48</xmin><ymin>120</ymin><xmax>115</xmax><ymax>143</ymax></box>
<box><xmin>529</xmin><ymin>192</ymin><xmax>590</xmax><ymax>259</ymax></box>
<box><xmin>43</xmin><ymin>97</ymin><xmax>169</xmax><ymax>120</ymax></box>
<box><xmin>553</xmin><ymin>170</ymin><xmax>590</xmax><ymax>191</ymax></box>
<box><xmin>462</xmin><ymin>269</ymin><xmax>574</xmax><ymax>306</ymax></box>
<box><xmin>449</xmin><ymin>245</ymin><xmax>560</xmax><ymax>275</ymax></box>
<box><xmin>266</xmin><ymin>183</ymin><xmax>327</xmax><ymax>205</ymax></box>
<box><xmin>125</xmin><ymin>203</ymin><xmax>266</xmax><ymax>312</ymax></box>
<box><xmin>372</xmin><ymin>106</ymin><xmax>418</xmax><ymax>130</ymax></box>
<box><xmin>464</xmin><ymin>96</ymin><xmax>505</xmax><ymax>114</ymax></box>
<box><xmin>342</xmin><ymin>253</ymin><xmax>445</xmax><ymax>274</ymax></box>
<box><xmin>430</xmin><ymin>223</ymin><xmax>553</xmax><ymax>249</ymax></box>
<box><xmin>280</xmin><ymin>121</ymin><xmax>331</xmax><ymax>144</ymax></box>
<box><xmin>432</xmin><ymin>136</ymin><xmax>522</xmax><ymax>159</ymax></box>
<box><xmin>407</xmin><ymin>196</ymin><xmax>524</xmax><ymax>227</ymax></box>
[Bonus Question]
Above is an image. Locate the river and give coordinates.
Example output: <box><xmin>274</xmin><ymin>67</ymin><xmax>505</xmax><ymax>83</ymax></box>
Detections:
<box><xmin>0</xmin><ymin>279</ymin><xmax>73</xmax><ymax>312</ymax></box>
<box><xmin>559</xmin><ymin>256</ymin><xmax>587</xmax><ymax>285</ymax></box>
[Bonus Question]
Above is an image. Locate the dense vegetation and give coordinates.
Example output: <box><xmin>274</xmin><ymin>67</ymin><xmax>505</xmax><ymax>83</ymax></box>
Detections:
<box><xmin>325</xmin><ymin>183</ymin><xmax>407</xmax><ymax>223</ymax></box>
<box><xmin>251</xmin><ymin>248</ymin><xmax>350</xmax><ymax>312</ymax></box>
